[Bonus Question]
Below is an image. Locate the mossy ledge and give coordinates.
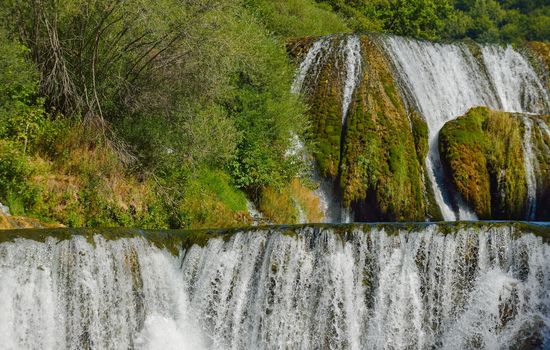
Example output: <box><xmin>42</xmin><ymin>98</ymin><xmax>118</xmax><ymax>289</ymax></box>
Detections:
<box><xmin>440</xmin><ymin>107</ymin><xmax>550</xmax><ymax>220</ymax></box>
<box><xmin>1</xmin><ymin>222</ymin><xmax>548</xmax><ymax>253</ymax></box>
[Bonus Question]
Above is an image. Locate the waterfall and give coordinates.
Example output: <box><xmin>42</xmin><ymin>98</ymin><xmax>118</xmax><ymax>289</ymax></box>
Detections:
<box><xmin>0</xmin><ymin>235</ymin><xmax>207</xmax><ymax>350</ymax></box>
<box><xmin>522</xmin><ymin>116</ymin><xmax>538</xmax><ymax>220</ymax></box>
<box><xmin>291</xmin><ymin>36</ymin><xmax>332</xmax><ymax>95</ymax></box>
<box><xmin>381</xmin><ymin>36</ymin><xmax>550</xmax><ymax>221</ymax></box>
<box><xmin>1</xmin><ymin>224</ymin><xmax>549</xmax><ymax>349</ymax></box>
<box><xmin>482</xmin><ymin>45</ymin><xmax>550</xmax><ymax>113</ymax></box>
<box><xmin>341</xmin><ymin>35</ymin><xmax>363</xmax><ymax>124</ymax></box>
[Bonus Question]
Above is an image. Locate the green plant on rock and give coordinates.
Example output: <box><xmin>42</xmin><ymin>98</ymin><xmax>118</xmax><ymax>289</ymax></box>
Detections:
<box><xmin>439</xmin><ymin>107</ymin><xmax>535</xmax><ymax>219</ymax></box>
<box><xmin>339</xmin><ymin>37</ymin><xmax>427</xmax><ymax>221</ymax></box>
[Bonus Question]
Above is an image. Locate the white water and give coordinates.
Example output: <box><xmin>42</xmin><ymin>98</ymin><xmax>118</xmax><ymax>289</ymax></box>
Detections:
<box><xmin>341</xmin><ymin>35</ymin><xmax>363</xmax><ymax>124</ymax></box>
<box><xmin>382</xmin><ymin>37</ymin><xmax>550</xmax><ymax>221</ymax></box>
<box><xmin>246</xmin><ymin>200</ymin><xmax>265</xmax><ymax>226</ymax></box>
<box><xmin>291</xmin><ymin>36</ymin><xmax>332</xmax><ymax>95</ymax></box>
<box><xmin>0</xmin><ymin>235</ymin><xmax>207</xmax><ymax>350</ymax></box>
<box><xmin>522</xmin><ymin>116</ymin><xmax>538</xmax><ymax>220</ymax></box>
<box><xmin>2</xmin><ymin>225</ymin><xmax>549</xmax><ymax>349</ymax></box>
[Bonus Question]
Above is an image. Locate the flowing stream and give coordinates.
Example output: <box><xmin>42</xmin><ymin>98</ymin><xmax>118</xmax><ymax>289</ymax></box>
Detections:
<box><xmin>1</xmin><ymin>224</ymin><xmax>549</xmax><ymax>349</ymax></box>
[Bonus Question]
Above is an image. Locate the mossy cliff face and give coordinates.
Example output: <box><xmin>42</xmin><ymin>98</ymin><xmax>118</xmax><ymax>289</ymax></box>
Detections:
<box><xmin>339</xmin><ymin>37</ymin><xmax>428</xmax><ymax>221</ymax></box>
<box><xmin>289</xmin><ymin>35</ymin><xmax>347</xmax><ymax>179</ymax></box>
<box><xmin>289</xmin><ymin>35</ymin><xmax>432</xmax><ymax>221</ymax></box>
<box><xmin>533</xmin><ymin>114</ymin><xmax>550</xmax><ymax>219</ymax></box>
<box><xmin>526</xmin><ymin>41</ymin><xmax>550</xmax><ymax>91</ymax></box>
<box><xmin>439</xmin><ymin>107</ymin><xmax>550</xmax><ymax>220</ymax></box>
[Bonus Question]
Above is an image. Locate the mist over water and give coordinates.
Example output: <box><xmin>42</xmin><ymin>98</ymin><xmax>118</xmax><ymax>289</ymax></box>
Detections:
<box><xmin>1</xmin><ymin>224</ymin><xmax>549</xmax><ymax>349</ymax></box>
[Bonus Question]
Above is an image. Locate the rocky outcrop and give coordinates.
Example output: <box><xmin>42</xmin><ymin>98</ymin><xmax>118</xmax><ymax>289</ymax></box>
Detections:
<box><xmin>439</xmin><ymin>107</ymin><xmax>550</xmax><ymax>220</ymax></box>
<box><xmin>288</xmin><ymin>35</ymin><xmax>432</xmax><ymax>222</ymax></box>
<box><xmin>340</xmin><ymin>37</ymin><xmax>428</xmax><ymax>221</ymax></box>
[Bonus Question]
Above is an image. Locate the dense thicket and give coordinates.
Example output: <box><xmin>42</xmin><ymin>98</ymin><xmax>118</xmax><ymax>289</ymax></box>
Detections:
<box><xmin>318</xmin><ymin>0</ymin><xmax>550</xmax><ymax>42</ymax></box>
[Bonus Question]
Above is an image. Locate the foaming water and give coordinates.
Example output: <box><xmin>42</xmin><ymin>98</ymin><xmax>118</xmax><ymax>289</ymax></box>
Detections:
<box><xmin>182</xmin><ymin>225</ymin><xmax>549</xmax><ymax>349</ymax></box>
<box><xmin>341</xmin><ymin>35</ymin><xmax>363</xmax><ymax>124</ymax></box>
<box><xmin>291</xmin><ymin>36</ymin><xmax>332</xmax><ymax>95</ymax></box>
<box><xmin>0</xmin><ymin>236</ymin><xmax>207</xmax><ymax>350</ymax></box>
<box><xmin>2</xmin><ymin>225</ymin><xmax>549</xmax><ymax>349</ymax></box>
<box><xmin>381</xmin><ymin>36</ymin><xmax>549</xmax><ymax>221</ymax></box>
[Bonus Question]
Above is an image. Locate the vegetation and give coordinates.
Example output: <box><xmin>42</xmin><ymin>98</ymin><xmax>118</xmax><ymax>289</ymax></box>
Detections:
<box><xmin>317</xmin><ymin>0</ymin><xmax>550</xmax><ymax>43</ymax></box>
<box><xmin>439</xmin><ymin>107</ymin><xmax>550</xmax><ymax>220</ymax></box>
<box><xmin>0</xmin><ymin>0</ymin><xmax>548</xmax><ymax>228</ymax></box>
<box><xmin>0</xmin><ymin>0</ymin><xmax>322</xmax><ymax>228</ymax></box>
<box><xmin>340</xmin><ymin>37</ymin><xmax>428</xmax><ymax>221</ymax></box>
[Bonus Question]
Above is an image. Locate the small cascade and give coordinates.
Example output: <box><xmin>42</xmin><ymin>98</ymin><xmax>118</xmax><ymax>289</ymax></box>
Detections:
<box><xmin>522</xmin><ymin>116</ymin><xmax>538</xmax><ymax>220</ymax></box>
<box><xmin>341</xmin><ymin>35</ymin><xmax>363</xmax><ymax>124</ymax></box>
<box><xmin>381</xmin><ymin>36</ymin><xmax>550</xmax><ymax>221</ymax></box>
<box><xmin>291</xmin><ymin>36</ymin><xmax>332</xmax><ymax>95</ymax></box>
<box><xmin>1</xmin><ymin>224</ymin><xmax>549</xmax><ymax>349</ymax></box>
<box><xmin>246</xmin><ymin>201</ymin><xmax>264</xmax><ymax>226</ymax></box>
<box><xmin>482</xmin><ymin>45</ymin><xmax>550</xmax><ymax>113</ymax></box>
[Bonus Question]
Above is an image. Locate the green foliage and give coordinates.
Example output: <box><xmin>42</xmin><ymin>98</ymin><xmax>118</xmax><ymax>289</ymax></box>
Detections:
<box><xmin>0</xmin><ymin>141</ymin><xmax>40</xmax><ymax>214</ymax></box>
<box><xmin>318</xmin><ymin>0</ymin><xmax>455</xmax><ymax>40</ymax></box>
<box><xmin>173</xmin><ymin>168</ymin><xmax>250</xmax><ymax>229</ymax></box>
<box><xmin>318</xmin><ymin>0</ymin><xmax>550</xmax><ymax>42</ymax></box>
<box><xmin>244</xmin><ymin>0</ymin><xmax>349</xmax><ymax>37</ymax></box>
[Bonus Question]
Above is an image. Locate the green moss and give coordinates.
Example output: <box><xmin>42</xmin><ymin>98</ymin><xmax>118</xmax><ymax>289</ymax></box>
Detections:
<box><xmin>439</xmin><ymin>107</ymin><xmax>538</xmax><ymax>219</ymax></box>
<box><xmin>525</xmin><ymin>42</ymin><xmax>550</xmax><ymax>91</ymax></box>
<box><xmin>533</xmin><ymin>115</ymin><xmax>550</xmax><ymax>219</ymax></box>
<box><xmin>305</xmin><ymin>36</ymin><xmax>345</xmax><ymax>178</ymax></box>
<box><xmin>339</xmin><ymin>37</ymin><xmax>427</xmax><ymax>221</ymax></box>
<box><xmin>2</xmin><ymin>222</ymin><xmax>549</xmax><ymax>255</ymax></box>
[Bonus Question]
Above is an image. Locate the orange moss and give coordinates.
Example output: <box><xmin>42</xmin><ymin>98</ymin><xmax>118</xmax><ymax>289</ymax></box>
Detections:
<box><xmin>439</xmin><ymin>107</ymin><xmax>533</xmax><ymax>219</ymax></box>
<box><xmin>526</xmin><ymin>41</ymin><xmax>550</xmax><ymax>90</ymax></box>
<box><xmin>259</xmin><ymin>178</ymin><xmax>323</xmax><ymax>224</ymax></box>
<box><xmin>0</xmin><ymin>214</ymin><xmax>63</xmax><ymax>229</ymax></box>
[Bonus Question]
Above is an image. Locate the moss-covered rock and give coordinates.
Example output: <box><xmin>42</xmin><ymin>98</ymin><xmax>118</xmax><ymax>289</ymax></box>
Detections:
<box><xmin>339</xmin><ymin>37</ymin><xmax>428</xmax><ymax>221</ymax></box>
<box><xmin>525</xmin><ymin>41</ymin><xmax>550</xmax><ymax>91</ymax></box>
<box><xmin>532</xmin><ymin>114</ymin><xmax>550</xmax><ymax>219</ymax></box>
<box><xmin>439</xmin><ymin>107</ymin><xmax>550</xmax><ymax>220</ymax></box>
<box><xmin>288</xmin><ymin>34</ymin><xmax>433</xmax><ymax>221</ymax></box>
<box><xmin>286</xmin><ymin>37</ymin><xmax>317</xmax><ymax>64</ymax></box>
<box><xmin>299</xmin><ymin>36</ymin><xmax>346</xmax><ymax>179</ymax></box>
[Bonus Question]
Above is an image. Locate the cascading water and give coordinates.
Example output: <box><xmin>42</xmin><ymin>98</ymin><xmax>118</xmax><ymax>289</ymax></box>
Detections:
<box><xmin>291</xmin><ymin>35</ymin><xmax>363</xmax><ymax>222</ymax></box>
<box><xmin>482</xmin><ymin>45</ymin><xmax>550</xmax><ymax>113</ymax></box>
<box><xmin>341</xmin><ymin>35</ymin><xmax>363</xmax><ymax>125</ymax></box>
<box><xmin>381</xmin><ymin>36</ymin><xmax>550</xmax><ymax>221</ymax></box>
<box><xmin>291</xmin><ymin>36</ymin><xmax>332</xmax><ymax>95</ymax></box>
<box><xmin>522</xmin><ymin>116</ymin><xmax>538</xmax><ymax>220</ymax></box>
<box><xmin>1</xmin><ymin>224</ymin><xmax>549</xmax><ymax>349</ymax></box>
<box><xmin>0</xmin><ymin>235</ymin><xmax>207</xmax><ymax>350</ymax></box>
